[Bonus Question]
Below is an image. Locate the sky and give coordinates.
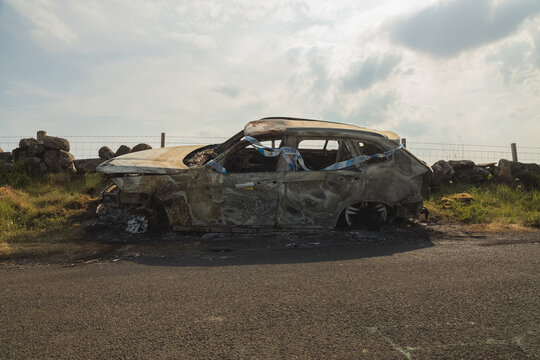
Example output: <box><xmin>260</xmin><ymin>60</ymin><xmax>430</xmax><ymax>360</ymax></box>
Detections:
<box><xmin>1</xmin><ymin>0</ymin><xmax>539</xmax><ymax>145</ymax></box>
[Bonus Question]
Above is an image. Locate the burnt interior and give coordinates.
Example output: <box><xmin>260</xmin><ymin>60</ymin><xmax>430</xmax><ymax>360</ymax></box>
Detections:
<box><xmin>183</xmin><ymin>145</ymin><xmax>218</xmax><ymax>167</ymax></box>
<box><xmin>223</xmin><ymin>148</ymin><xmax>279</xmax><ymax>173</ymax></box>
<box><xmin>298</xmin><ymin>140</ymin><xmax>353</xmax><ymax>171</ymax></box>
<box><xmin>358</xmin><ymin>141</ymin><xmax>387</xmax><ymax>165</ymax></box>
<box><xmin>300</xmin><ymin>150</ymin><xmax>338</xmax><ymax>170</ymax></box>
<box><xmin>183</xmin><ymin>133</ymin><xmax>391</xmax><ymax>172</ymax></box>
<box><xmin>223</xmin><ymin>138</ymin><xmax>356</xmax><ymax>173</ymax></box>
<box><xmin>183</xmin><ymin>130</ymin><xmax>245</xmax><ymax>168</ymax></box>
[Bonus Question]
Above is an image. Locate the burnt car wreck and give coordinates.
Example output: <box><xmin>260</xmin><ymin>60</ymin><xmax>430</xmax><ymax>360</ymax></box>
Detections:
<box><xmin>96</xmin><ymin>117</ymin><xmax>432</xmax><ymax>233</ymax></box>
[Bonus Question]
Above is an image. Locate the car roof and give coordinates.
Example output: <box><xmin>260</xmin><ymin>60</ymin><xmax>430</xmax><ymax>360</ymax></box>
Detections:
<box><xmin>244</xmin><ymin>117</ymin><xmax>400</xmax><ymax>144</ymax></box>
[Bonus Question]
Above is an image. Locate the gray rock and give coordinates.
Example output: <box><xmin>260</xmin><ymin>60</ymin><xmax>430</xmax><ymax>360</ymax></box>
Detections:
<box><xmin>431</xmin><ymin>160</ymin><xmax>455</xmax><ymax>186</ymax></box>
<box><xmin>44</xmin><ymin>150</ymin><xmax>74</xmax><ymax>173</ymax></box>
<box><xmin>66</xmin><ymin>162</ymin><xmax>76</xmax><ymax>173</ymax></box>
<box><xmin>44</xmin><ymin>151</ymin><xmax>62</xmax><ymax>173</ymax></box>
<box><xmin>73</xmin><ymin>158</ymin><xmax>104</xmax><ymax>174</ymax></box>
<box><xmin>39</xmin><ymin>162</ymin><xmax>48</xmax><ymax>173</ymax></box>
<box><xmin>12</xmin><ymin>148</ymin><xmax>28</xmax><ymax>161</ymax></box>
<box><xmin>2</xmin><ymin>162</ymin><xmax>14</xmax><ymax>171</ymax></box>
<box><xmin>131</xmin><ymin>143</ymin><xmax>152</xmax><ymax>152</ymax></box>
<box><xmin>448</xmin><ymin>160</ymin><xmax>476</xmax><ymax>171</ymax></box>
<box><xmin>431</xmin><ymin>159</ymin><xmax>490</xmax><ymax>184</ymax></box>
<box><xmin>28</xmin><ymin>143</ymin><xmax>46</xmax><ymax>157</ymax></box>
<box><xmin>115</xmin><ymin>145</ymin><xmax>131</xmax><ymax>157</ymax></box>
<box><xmin>20</xmin><ymin>156</ymin><xmax>43</xmax><ymax>174</ymax></box>
<box><xmin>445</xmin><ymin>160</ymin><xmax>489</xmax><ymax>183</ymax></box>
<box><xmin>29</xmin><ymin>156</ymin><xmax>42</xmax><ymax>164</ymax></box>
<box><xmin>0</xmin><ymin>152</ymin><xmax>12</xmax><ymax>162</ymax></box>
<box><xmin>477</xmin><ymin>162</ymin><xmax>499</xmax><ymax>177</ymax></box>
<box><xmin>98</xmin><ymin>146</ymin><xmax>115</xmax><ymax>160</ymax></box>
<box><xmin>57</xmin><ymin>150</ymin><xmax>75</xmax><ymax>169</ymax></box>
<box><xmin>43</xmin><ymin>136</ymin><xmax>70</xmax><ymax>152</ymax></box>
<box><xmin>498</xmin><ymin>159</ymin><xmax>540</xmax><ymax>187</ymax></box>
<box><xmin>19</xmin><ymin>138</ymin><xmax>38</xmax><ymax>149</ymax></box>
<box><xmin>456</xmin><ymin>167</ymin><xmax>490</xmax><ymax>183</ymax></box>
<box><xmin>11</xmin><ymin>148</ymin><xmax>21</xmax><ymax>158</ymax></box>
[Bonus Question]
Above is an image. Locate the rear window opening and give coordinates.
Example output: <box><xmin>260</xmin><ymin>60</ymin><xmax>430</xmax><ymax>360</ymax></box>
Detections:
<box><xmin>297</xmin><ymin>139</ymin><xmax>352</xmax><ymax>171</ymax></box>
<box><xmin>358</xmin><ymin>141</ymin><xmax>387</xmax><ymax>165</ymax></box>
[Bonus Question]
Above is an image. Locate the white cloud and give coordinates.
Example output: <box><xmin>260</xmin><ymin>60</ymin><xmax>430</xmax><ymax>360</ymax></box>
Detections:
<box><xmin>0</xmin><ymin>0</ymin><xmax>539</xmax><ymax>152</ymax></box>
<box><xmin>7</xmin><ymin>0</ymin><xmax>77</xmax><ymax>49</ymax></box>
<box><xmin>342</xmin><ymin>53</ymin><xmax>401</xmax><ymax>91</ymax></box>
<box><xmin>390</xmin><ymin>0</ymin><xmax>540</xmax><ymax>58</ymax></box>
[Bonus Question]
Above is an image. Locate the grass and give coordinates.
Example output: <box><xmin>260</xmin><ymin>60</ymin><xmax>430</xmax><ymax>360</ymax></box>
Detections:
<box><xmin>0</xmin><ymin>170</ymin><xmax>111</xmax><ymax>260</ymax></box>
<box><xmin>1</xmin><ymin>163</ymin><xmax>539</xmax><ymax>261</ymax></box>
<box><xmin>426</xmin><ymin>182</ymin><xmax>540</xmax><ymax>227</ymax></box>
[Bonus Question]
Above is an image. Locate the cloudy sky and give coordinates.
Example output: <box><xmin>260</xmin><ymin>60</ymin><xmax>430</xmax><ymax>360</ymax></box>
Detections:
<box><xmin>1</xmin><ymin>0</ymin><xmax>539</xmax><ymax>145</ymax></box>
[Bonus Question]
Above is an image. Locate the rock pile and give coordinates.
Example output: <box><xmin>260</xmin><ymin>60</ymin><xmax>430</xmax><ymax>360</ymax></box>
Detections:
<box><xmin>1</xmin><ymin>135</ymin><xmax>75</xmax><ymax>173</ymax></box>
<box><xmin>0</xmin><ymin>134</ymin><xmax>155</xmax><ymax>175</ymax></box>
<box><xmin>73</xmin><ymin>158</ymin><xmax>105</xmax><ymax>174</ymax></box>
<box><xmin>497</xmin><ymin>159</ymin><xmax>540</xmax><ymax>188</ymax></box>
<box><xmin>431</xmin><ymin>159</ymin><xmax>540</xmax><ymax>187</ymax></box>
<box><xmin>98</xmin><ymin>143</ymin><xmax>152</xmax><ymax>160</ymax></box>
<box><xmin>0</xmin><ymin>150</ymin><xmax>13</xmax><ymax>171</ymax></box>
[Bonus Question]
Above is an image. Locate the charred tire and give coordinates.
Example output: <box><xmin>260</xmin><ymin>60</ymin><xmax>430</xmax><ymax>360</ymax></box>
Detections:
<box><xmin>95</xmin><ymin>201</ymin><xmax>170</xmax><ymax>234</ymax></box>
<box><xmin>339</xmin><ymin>202</ymin><xmax>393</xmax><ymax>230</ymax></box>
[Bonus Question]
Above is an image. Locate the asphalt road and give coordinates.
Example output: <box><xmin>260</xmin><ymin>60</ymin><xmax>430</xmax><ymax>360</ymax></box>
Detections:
<box><xmin>1</xmin><ymin>226</ymin><xmax>539</xmax><ymax>359</ymax></box>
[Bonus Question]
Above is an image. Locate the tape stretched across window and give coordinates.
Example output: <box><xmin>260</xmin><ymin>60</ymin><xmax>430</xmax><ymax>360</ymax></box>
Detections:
<box><xmin>206</xmin><ymin>136</ymin><xmax>403</xmax><ymax>174</ymax></box>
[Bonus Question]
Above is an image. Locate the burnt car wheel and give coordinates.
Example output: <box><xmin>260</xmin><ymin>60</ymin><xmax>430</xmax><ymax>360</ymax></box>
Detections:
<box><xmin>96</xmin><ymin>198</ymin><xmax>170</xmax><ymax>234</ymax></box>
<box><xmin>341</xmin><ymin>202</ymin><xmax>392</xmax><ymax>230</ymax></box>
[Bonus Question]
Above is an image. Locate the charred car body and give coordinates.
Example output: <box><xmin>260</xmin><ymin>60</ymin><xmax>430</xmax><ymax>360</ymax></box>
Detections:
<box><xmin>97</xmin><ymin>117</ymin><xmax>432</xmax><ymax>232</ymax></box>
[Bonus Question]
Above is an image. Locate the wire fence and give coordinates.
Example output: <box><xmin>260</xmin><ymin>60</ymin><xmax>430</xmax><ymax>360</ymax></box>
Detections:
<box><xmin>0</xmin><ymin>135</ymin><xmax>228</xmax><ymax>160</ymax></box>
<box><xmin>406</xmin><ymin>142</ymin><xmax>540</xmax><ymax>164</ymax></box>
<box><xmin>1</xmin><ymin>135</ymin><xmax>539</xmax><ymax>165</ymax></box>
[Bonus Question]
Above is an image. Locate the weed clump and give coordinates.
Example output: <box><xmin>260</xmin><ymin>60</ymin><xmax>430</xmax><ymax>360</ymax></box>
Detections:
<box><xmin>427</xmin><ymin>183</ymin><xmax>540</xmax><ymax>227</ymax></box>
<box><xmin>0</xmin><ymin>172</ymin><xmax>107</xmax><ymax>259</ymax></box>
<box><xmin>0</xmin><ymin>162</ymin><xmax>30</xmax><ymax>188</ymax></box>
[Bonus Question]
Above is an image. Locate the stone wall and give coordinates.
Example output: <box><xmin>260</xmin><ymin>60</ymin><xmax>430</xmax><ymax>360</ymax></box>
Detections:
<box><xmin>0</xmin><ymin>132</ymin><xmax>153</xmax><ymax>175</ymax></box>
<box><xmin>430</xmin><ymin>159</ymin><xmax>540</xmax><ymax>188</ymax></box>
<box><xmin>1</xmin><ymin>134</ymin><xmax>75</xmax><ymax>174</ymax></box>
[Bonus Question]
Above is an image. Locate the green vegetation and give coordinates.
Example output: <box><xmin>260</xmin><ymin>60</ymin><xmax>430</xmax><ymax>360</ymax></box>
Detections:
<box><xmin>1</xmin><ymin>161</ymin><xmax>539</xmax><ymax>261</ymax></box>
<box><xmin>0</xmin><ymin>164</ymin><xmax>109</xmax><ymax>260</ymax></box>
<box><xmin>426</xmin><ymin>182</ymin><xmax>540</xmax><ymax>227</ymax></box>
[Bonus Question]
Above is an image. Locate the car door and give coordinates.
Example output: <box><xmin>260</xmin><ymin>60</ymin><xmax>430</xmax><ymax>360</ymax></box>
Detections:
<box><xmin>278</xmin><ymin>138</ymin><xmax>366</xmax><ymax>229</ymax></box>
<box><xmin>185</xmin><ymin>139</ymin><xmax>281</xmax><ymax>229</ymax></box>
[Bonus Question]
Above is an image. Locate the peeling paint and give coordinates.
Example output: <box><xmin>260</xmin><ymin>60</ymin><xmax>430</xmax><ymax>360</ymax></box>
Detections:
<box><xmin>97</xmin><ymin>117</ymin><xmax>431</xmax><ymax>231</ymax></box>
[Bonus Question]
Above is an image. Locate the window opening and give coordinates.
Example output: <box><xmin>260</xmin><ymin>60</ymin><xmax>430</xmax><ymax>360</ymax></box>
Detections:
<box><xmin>357</xmin><ymin>141</ymin><xmax>387</xmax><ymax>165</ymax></box>
<box><xmin>297</xmin><ymin>139</ymin><xmax>352</xmax><ymax>171</ymax></box>
<box><xmin>222</xmin><ymin>138</ymin><xmax>283</xmax><ymax>173</ymax></box>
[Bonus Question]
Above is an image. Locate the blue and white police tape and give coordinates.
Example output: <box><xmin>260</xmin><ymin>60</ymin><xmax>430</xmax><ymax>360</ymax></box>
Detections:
<box><xmin>205</xmin><ymin>138</ymin><xmax>403</xmax><ymax>173</ymax></box>
<box><xmin>244</xmin><ymin>136</ymin><xmax>309</xmax><ymax>171</ymax></box>
<box><xmin>206</xmin><ymin>159</ymin><xmax>227</xmax><ymax>173</ymax></box>
<box><xmin>322</xmin><ymin>144</ymin><xmax>403</xmax><ymax>171</ymax></box>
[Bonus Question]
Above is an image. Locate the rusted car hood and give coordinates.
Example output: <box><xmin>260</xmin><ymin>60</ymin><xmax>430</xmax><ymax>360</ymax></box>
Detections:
<box><xmin>97</xmin><ymin>145</ymin><xmax>205</xmax><ymax>174</ymax></box>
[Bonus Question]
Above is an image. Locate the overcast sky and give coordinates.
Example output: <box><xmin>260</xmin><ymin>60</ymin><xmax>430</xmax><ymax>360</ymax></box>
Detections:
<box><xmin>1</xmin><ymin>0</ymin><xmax>539</xmax><ymax>145</ymax></box>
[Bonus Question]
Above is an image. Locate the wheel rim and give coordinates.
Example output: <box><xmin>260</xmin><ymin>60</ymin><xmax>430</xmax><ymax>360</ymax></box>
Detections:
<box><xmin>344</xmin><ymin>206</ymin><xmax>359</xmax><ymax>226</ymax></box>
<box><xmin>375</xmin><ymin>203</ymin><xmax>388</xmax><ymax>223</ymax></box>
<box><xmin>344</xmin><ymin>203</ymin><xmax>387</xmax><ymax>227</ymax></box>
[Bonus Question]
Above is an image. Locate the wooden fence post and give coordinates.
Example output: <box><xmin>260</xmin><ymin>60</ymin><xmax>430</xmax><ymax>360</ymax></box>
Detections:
<box><xmin>401</xmin><ymin>138</ymin><xmax>407</xmax><ymax>148</ymax></box>
<box><xmin>511</xmin><ymin>143</ymin><xmax>518</xmax><ymax>162</ymax></box>
<box><xmin>161</xmin><ymin>133</ymin><xmax>166</xmax><ymax>148</ymax></box>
